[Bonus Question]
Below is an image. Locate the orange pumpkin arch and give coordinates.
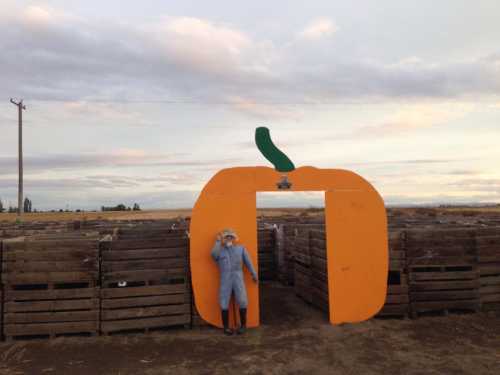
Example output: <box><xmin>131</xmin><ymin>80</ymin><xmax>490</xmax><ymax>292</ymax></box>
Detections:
<box><xmin>190</xmin><ymin>166</ymin><xmax>388</xmax><ymax>328</ymax></box>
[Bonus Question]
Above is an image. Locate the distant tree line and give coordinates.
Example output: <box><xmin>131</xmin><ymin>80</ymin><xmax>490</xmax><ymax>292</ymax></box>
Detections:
<box><xmin>0</xmin><ymin>196</ymin><xmax>34</xmax><ymax>213</ymax></box>
<box><xmin>0</xmin><ymin>197</ymin><xmax>141</xmax><ymax>213</ymax></box>
<box><xmin>101</xmin><ymin>203</ymin><xmax>141</xmax><ymax>212</ymax></box>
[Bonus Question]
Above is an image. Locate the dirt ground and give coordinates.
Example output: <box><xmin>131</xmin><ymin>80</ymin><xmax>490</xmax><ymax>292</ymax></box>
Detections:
<box><xmin>0</xmin><ymin>283</ymin><xmax>499</xmax><ymax>375</ymax></box>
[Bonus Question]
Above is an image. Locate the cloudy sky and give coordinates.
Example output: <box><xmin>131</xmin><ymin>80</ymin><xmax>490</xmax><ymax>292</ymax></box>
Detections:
<box><xmin>0</xmin><ymin>0</ymin><xmax>499</xmax><ymax>210</ymax></box>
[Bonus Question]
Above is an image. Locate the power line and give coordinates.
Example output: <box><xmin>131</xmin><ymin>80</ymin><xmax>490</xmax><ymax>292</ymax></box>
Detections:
<box><xmin>16</xmin><ymin>98</ymin><xmax>364</xmax><ymax>106</ymax></box>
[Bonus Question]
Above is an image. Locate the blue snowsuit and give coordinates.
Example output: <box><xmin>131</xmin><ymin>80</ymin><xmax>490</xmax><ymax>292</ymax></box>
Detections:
<box><xmin>211</xmin><ymin>240</ymin><xmax>258</xmax><ymax>310</ymax></box>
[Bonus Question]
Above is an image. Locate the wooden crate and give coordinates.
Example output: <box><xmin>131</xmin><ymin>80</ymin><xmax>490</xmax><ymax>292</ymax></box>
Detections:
<box><xmin>294</xmin><ymin>263</ymin><xmax>312</xmax><ymax>303</ymax></box>
<box><xmin>100</xmin><ymin>283</ymin><xmax>190</xmax><ymax>334</ymax></box>
<box><xmin>101</xmin><ymin>230</ymin><xmax>189</xmax><ymax>287</ymax></box>
<box><xmin>191</xmin><ymin>294</ymin><xmax>209</xmax><ymax>327</ymax></box>
<box><xmin>409</xmin><ymin>264</ymin><xmax>480</xmax><ymax>318</ymax></box>
<box><xmin>258</xmin><ymin>229</ymin><xmax>276</xmax><ymax>281</ymax></box>
<box><xmin>376</xmin><ymin>270</ymin><xmax>409</xmax><ymax>318</ymax></box>
<box><xmin>293</xmin><ymin>230</ymin><xmax>313</xmax><ymax>304</ymax></box>
<box><xmin>389</xmin><ymin>231</ymin><xmax>406</xmax><ymax>271</ymax></box>
<box><xmin>100</xmin><ymin>229</ymin><xmax>191</xmax><ymax>333</ymax></box>
<box><xmin>405</xmin><ymin>228</ymin><xmax>477</xmax><ymax>266</ymax></box>
<box><xmin>2</xmin><ymin>236</ymin><xmax>99</xmax><ymax>285</ymax></box>
<box><xmin>3</xmin><ymin>285</ymin><xmax>99</xmax><ymax>339</ymax></box>
<box><xmin>309</xmin><ymin>230</ymin><xmax>328</xmax><ymax>312</ymax></box>
<box><xmin>1</xmin><ymin>235</ymin><xmax>100</xmax><ymax>339</ymax></box>
<box><xmin>476</xmin><ymin>229</ymin><xmax>500</xmax><ymax>311</ymax></box>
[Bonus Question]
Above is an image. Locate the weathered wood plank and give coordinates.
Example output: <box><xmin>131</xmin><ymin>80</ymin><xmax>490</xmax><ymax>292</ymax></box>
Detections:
<box><xmin>111</xmin><ymin>238</ymin><xmax>188</xmax><ymax>250</ymax></box>
<box><xmin>100</xmin><ymin>314</ymin><xmax>189</xmax><ymax>333</ymax></box>
<box><xmin>410</xmin><ymin>290</ymin><xmax>479</xmax><ymax>301</ymax></box>
<box><xmin>102</xmin><ymin>248</ymin><xmax>186</xmax><ymax>261</ymax></box>
<box><xmin>102</xmin><ymin>304</ymin><xmax>189</xmax><ymax>320</ymax></box>
<box><xmin>101</xmin><ymin>294</ymin><xmax>187</xmax><ymax>309</ymax></box>
<box><xmin>4</xmin><ymin>310</ymin><xmax>98</xmax><ymax>323</ymax></box>
<box><xmin>409</xmin><ymin>271</ymin><xmax>477</xmax><ymax>281</ymax></box>
<box><xmin>3</xmin><ymin>250</ymin><xmax>98</xmax><ymax>261</ymax></box>
<box><xmin>5</xmin><ymin>299</ymin><xmax>99</xmax><ymax>313</ymax></box>
<box><xmin>4</xmin><ymin>321</ymin><xmax>98</xmax><ymax>336</ymax></box>
<box><xmin>100</xmin><ymin>284</ymin><xmax>186</xmax><ymax>298</ymax></box>
<box><xmin>411</xmin><ymin>299</ymin><xmax>479</xmax><ymax>311</ymax></box>
<box><xmin>3</xmin><ymin>260</ymin><xmax>98</xmax><ymax>273</ymax></box>
<box><xmin>386</xmin><ymin>294</ymin><xmax>409</xmax><ymax>304</ymax></box>
<box><xmin>102</xmin><ymin>269</ymin><xmax>186</xmax><ymax>283</ymax></box>
<box><xmin>5</xmin><ymin>287</ymin><xmax>99</xmax><ymax>301</ymax></box>
<box><xmin>3</xmin><ymin>271</ymin><xmax>98</xmax><ymax>283</ymax></box>
<box><xmin>409</xmin><ymin>280</ymin><xmax>479</xmax><ymax>292</ymax></box>
<box><xmin>102</xmin><ymin>259</ymin><xmax>186</xmax><ymax>272</ymax></box>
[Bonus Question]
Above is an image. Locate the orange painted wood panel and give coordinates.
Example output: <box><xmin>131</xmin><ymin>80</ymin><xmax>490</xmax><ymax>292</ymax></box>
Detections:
<box><xmin>190</xmin><ymin>166</ymin><xmax>388</xmax><ymax>328</ymax></box>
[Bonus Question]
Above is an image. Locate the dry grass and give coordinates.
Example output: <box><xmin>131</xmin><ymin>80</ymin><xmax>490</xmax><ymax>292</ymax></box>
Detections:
<box><xmin>0</xmin><ymin>207</ymin><xmax>325</xmax><ymax>223</ymax></box>
<box><xmin>2</xmin><ymin>205</ymin><xmax>498</xmax><ymax>223</ymax></box>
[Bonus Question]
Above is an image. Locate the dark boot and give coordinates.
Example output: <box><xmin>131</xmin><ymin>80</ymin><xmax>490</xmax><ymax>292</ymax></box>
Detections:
<box><xmin>237</xmin><ymin>308</ymin><xmax>247</xmax><ymax>335</ymax></box>
<box><xmin>221</xmin><ymin>309</ymin><xmax>233</xmax><ymax>335</ymax></box>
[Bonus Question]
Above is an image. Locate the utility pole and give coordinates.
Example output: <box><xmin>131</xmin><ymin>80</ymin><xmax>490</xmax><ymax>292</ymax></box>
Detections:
<box><xmin>10</xmin><ymin>98</ymin><xmax>26</xmax><ymax>217</ymax></box>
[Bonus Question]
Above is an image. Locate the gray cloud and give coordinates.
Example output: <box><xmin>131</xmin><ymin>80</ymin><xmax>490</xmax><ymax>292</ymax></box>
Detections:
<box><xmin>1</xmin><ymin>5</ymin><xmax>499</xmax><ymax>108</ymax></box>
<box><xmin>0</xmin><ymin>152</ymin><xmax>243</xmax><ymax>175</ymax></box>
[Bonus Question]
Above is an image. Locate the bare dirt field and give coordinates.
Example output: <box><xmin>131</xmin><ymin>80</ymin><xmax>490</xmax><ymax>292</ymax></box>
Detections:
<box><xmin>1</xmin><ymin>283</ymin><xmax>498</xmax><ymax>375</ymax></box>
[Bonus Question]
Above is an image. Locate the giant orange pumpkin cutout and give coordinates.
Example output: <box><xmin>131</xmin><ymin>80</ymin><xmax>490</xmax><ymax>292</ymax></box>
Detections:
<box><xmin>190</xmin><ymin>128</ymin><xmax>388</xmax><ymax>328</ymax></box>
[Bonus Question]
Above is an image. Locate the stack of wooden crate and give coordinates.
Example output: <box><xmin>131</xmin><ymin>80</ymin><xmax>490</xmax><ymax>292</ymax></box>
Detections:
<box><xmin>476</xmin><ymin>227</ymin><xmax>500</xmax><ymax>311</ymax></box>
<box><xmin>281</xmin><ymin>225</ymin><xmax>296</xmax><ymax>285</ymax></box>
<box><xmin>257</xmin><ymin>228</ymin><xmax>276</xmax><ymax>281</ymax></box>
<box><xmin>1</xmin><ymin>234</ymin><xmax>100</xmax><ymax>339</ymax></box>
<box><xmin>406</xmin><ymin>228</ymin><xmax>480</xmax><ymax>317</ymax></box>
<box><xmin>293</xmin><ymin>228</ymin><xmax>312</xmax><ymax>304</ymax></box>
<box><xmin>309</xmin><ymin>230</ymin><xmax>328</xmax><ymax>312</ymax></box>
<box><xmin>376</xmin><ymin>230</ymin><xmax>409</xmax><ymax>318</ymax></box>
<box><xmin>100</xmin><ymin>227</ymin><xmax>191</xmax><ymax>334</ymax></box>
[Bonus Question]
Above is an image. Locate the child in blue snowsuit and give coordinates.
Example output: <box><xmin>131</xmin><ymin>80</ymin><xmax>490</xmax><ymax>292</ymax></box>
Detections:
<box><xmin>211</xmin><ymin>228</ymin><xmax>258</xmax><ymax>335</ymax></box>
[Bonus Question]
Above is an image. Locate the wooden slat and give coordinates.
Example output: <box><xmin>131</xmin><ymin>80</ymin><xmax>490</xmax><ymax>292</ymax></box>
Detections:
<box><xmin>5</xmin><ymin>287</ymin><xmax>99</xmax><ymax>301</ymax></box>
<box><xmin>111</xmin><ymin>238</ymin><xmax>187</xmax><ymax>250</ymax></box>
<box><xmin>479</xmin><ymin>285</ymin><xmax>500</xmax><ymax>295</ymax></box>
<box><xmin>411</xmin><ymin>299</ymin><xmax>479</xmax><ymax>311</ymax></box>
<box><xmin>3</xmin><ymin>271</ymin><xmax>98</xmax><ymax>283</ymax></box>
<box><xmin>100</xmin><ymin>284</ymin><xmax>186</xmax><ymax>298</ymax></box>
<box><xmin>478</xmin><ymin>264</ymin><xmax>500</xmax><ymax>276</ymax></box>
<box><xmin>102</xmin><ymin>269</ymin><xmax>186</xmax><ymax>283</ymax></box>
<box><xmin>479</xmin><ymin>275</ymin><xmax>500</xmax><ymax>286</ymax></box>
<box><xmin>409</xmin><ymin>280</ymin><xmax>479</xmax><ymax>292</ymax></box>
<box><xmin>100</xmin><ymin>314</ymin><xmax>189</xmax><ymax>333</ymax></box>
<box><xmin>387</xmin><ymin>285</ymin><xmax>409</xmax><ymax>294</ymax></box>
<box><xmin>409</xmin><ymin>271</ymin><xmax>477</xmax><ymax>282</ymax></box>
<box><xmin>4</xmin><ymin>321</ymin><xmax>98</xmax><ymax>336</ymax></box>
<box><xmin>410</xmin><ymin>290</ymin><xmax>479</xmax><ymax>301</ymax></box>
<box><xmin>378</xmin><ymin>304</ymin><xmax>408</xmax><ymax>315</ymax></box>
<box><xmin>102</xmin><ymin>304</ymin><xmax>189</xmax><ymax>320</ymax></box>
<box><xmin>5</xmin><ymin>299</ymin><xmax>99</xmax><ymax>313</ymax></box>
<box><xmin>3</xmin><ymin>239</ymin><xmax>98</xmax><ymax>251</ymax></box>
<box><xmin>3</xmin><ymin>250</ymin><xmax>98</xmax><ymax>261</ymax></box>
<box><xmin>5</xmin><ymin>310</ymin><xmax>98</xmax><ymax>323</ymax></box>
<box><xmin>102</xmin><ymin>248</ymin><xmax>186</xmax><ymax>261</ymax></box>
<box><xmin>101</xmin><ymin>294</ymin><xmax>187</xmax><ymax>309</ymax></box>
<box><xmin>480</xmin><ymin>294</ymin><xmax>500</xmax><ymax>303</ymax></box>
<box><xmin>3</xmin><ymin>260</ymin><xmax>98</xmax><ymax>273</ymax></box>
<box><xmin>102</xmin><ymin>259</ymin><xmax>186</xmax><ymax>272</ymax></box>
<box><xmin>386</xmin><ymin>294</ymin><xmax>409</xmax><ymax>304</ymax></box>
